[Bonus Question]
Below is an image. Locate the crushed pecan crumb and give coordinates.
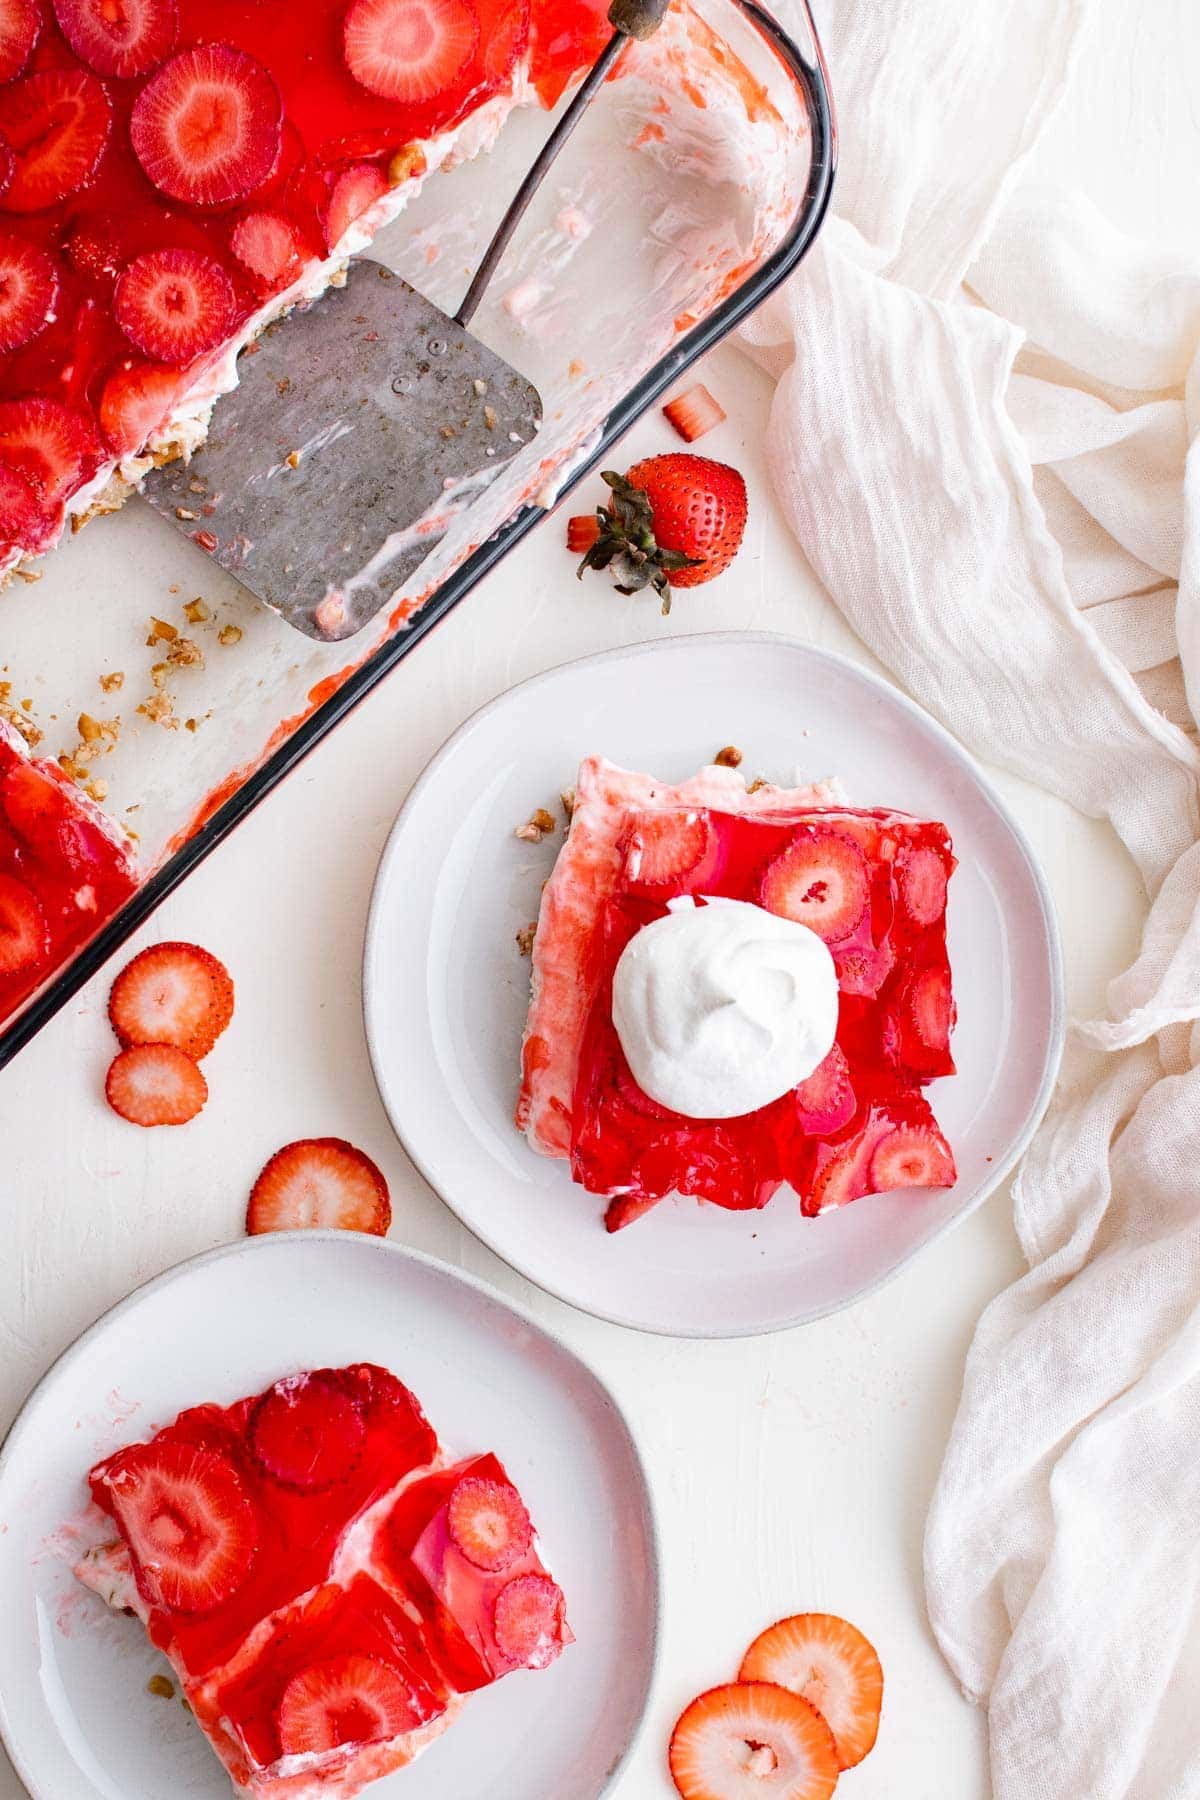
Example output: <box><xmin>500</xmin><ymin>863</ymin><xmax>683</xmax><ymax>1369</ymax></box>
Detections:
<box><xmin>218</xmin><ymin>624</ymin><xmax>243</xmax><ymax>646</ymax></box>
<box><xmin>516</xmin><ymin>922</ymin><xmax>538</xmax><ymax>956</ymax></box>
<box><xmin>138</xmin><ymin>693</ymin><xmax>176</xmax><ymax>727</ymax></box>
<box><xmin>285</xmin><ymin>450</ymin><xmax>300</xmax><ymax>469</ymax></box>
<box><xmin>147</xmin><ymin>616</ymin><xmax>178</xmax><ymax>644</ymax></box>
<box><xmin>99</xmin><ymin>671</ymin><xmax>124</xmax><ymax>692</ymax></box>
<box><xmin>714</xmin><ymin>745</ymin><xmax>743</xmax><ymax>768</ymax></box>
<box><xmin>185</xmin><ymin>717</ymin><xmax>198</xmax><ymax>732</ymax></box>
<box><xmin>150</xmin><ymin>662</ymin><xmax>169</xmax><ymax>691</ymax></box>
<box><xmin>183</xmin><ymin>598</ymin><xmax>209</xmax><ymax>624</ymax></box>
<box><xmin>147</xmin><ymin>1675</ymin><xmax>174</xmax><ymax>1700</ymax></box>
<box><xmin>58</xmin><ymin>752</ymin><xmax>84</xmax><ymax>781</ymax></box>
<box><xmin>482</xmin><ymin>404</ymin><xmax>498</xmax><ymax>431</ymax></box>
<box><xmin>746</xmin><ymin>777</ymin><xmax>769</xmax><ymax>794</ymax></box>
<box><xmin>77</xmin><ymin>712</ymin><xmax>102</xmax><ymax>744</ymax></box>
<box><xmin>85</xmin><ymin>778</ymin><xmax>108</xmax><ymax>802</ymax></box>
<box><xmin>14</xmin><ymin>567</ymin><xmax>41</xmax><ymax>583</ymax></box>
<box><xmin>168</xmin><ymin>636</ymin><xmax>204</xmax><ymax>668</ymax></box>
<box><xmin>560</xmin><ymin>787</ymin><xmax>576</xmax><ymax>821</ymax></box>
<box><xmin>514</xmin><ymin>807</ymin><xmax>556</xmax><ymax>843</ymax></box>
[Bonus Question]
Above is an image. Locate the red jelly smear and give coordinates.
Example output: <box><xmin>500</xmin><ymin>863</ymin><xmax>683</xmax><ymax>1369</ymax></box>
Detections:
<box><xmin>570</xmin><ymin>807</ymin><xmax>959</xmax><ymax>1230</ymax></box>
<box><xmin>0</xmin><ymin>726</ymin><xmax>137</xmax><ymax>1023</ymax></box>
<box><xmin>0</xmin><ymin>0</ymin><xmax>611</xmax><ymax>560</ymax></box>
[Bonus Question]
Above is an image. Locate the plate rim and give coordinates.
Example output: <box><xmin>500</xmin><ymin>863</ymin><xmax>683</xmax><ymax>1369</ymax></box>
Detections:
<box><xmin>363</xmin><ymin>628</ymin><xmax>1067</xmax><ymax>1338</ymax></box>
<box><xmin>0</xmin><ymin>1230</ymin><xmax>663</xmax><ymax>1800</ymax></box>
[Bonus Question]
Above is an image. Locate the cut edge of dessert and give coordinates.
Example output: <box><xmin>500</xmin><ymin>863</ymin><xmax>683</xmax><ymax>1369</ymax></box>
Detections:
<box><xmin>74</xmin><ymin>1362</ymin><xmax>570</xmax><ymax>1797</ymax></box>
<box><xmin>517</xmin><ymin>753</ymin><xmax>958</xmax><ymax>1231</ymax></box>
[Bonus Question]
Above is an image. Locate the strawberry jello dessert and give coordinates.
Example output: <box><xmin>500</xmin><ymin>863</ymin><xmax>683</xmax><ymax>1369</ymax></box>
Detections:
<box><xmin>517</xmin><ymin>756</ymin><xmax>958</xmax><ymax>1231</ymax></box>
<box><xmin>0</xmin><ymin>0</ymin><xmax>612</xmax><ymax>578</ymax></box>
<box><xmin>75</xmin><ymin>1363</ymin><xmax>570</xmax><ymax>1796</ymax></box>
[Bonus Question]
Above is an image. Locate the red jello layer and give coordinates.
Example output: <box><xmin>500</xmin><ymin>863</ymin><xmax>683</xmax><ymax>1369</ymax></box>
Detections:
<box><xmin>570</xmin><ymin>806</ymin><xmax>958</xmax><ymax>1227</ymax></box>
<box><xmin>0</xmin><ymin>0</ymin><xmax>610</xmax><ymax>561</ymax></box>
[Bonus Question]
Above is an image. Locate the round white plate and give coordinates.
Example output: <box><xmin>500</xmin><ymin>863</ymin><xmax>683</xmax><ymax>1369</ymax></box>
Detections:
<box><xmin>364</xmin><ymin>631</ymin><xmax>1064</xmax><ymax>1337</ymax></box>
<box><xmin>0</xmin><ymin>1233</ymin><xmax>659</xmax><ymax>1800</ymax></box>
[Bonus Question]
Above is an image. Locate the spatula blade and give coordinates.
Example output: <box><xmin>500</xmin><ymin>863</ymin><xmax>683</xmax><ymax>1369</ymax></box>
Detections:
<box><xmin>141</xmin><ymin>259</ymin><xmax>541</xmax><ymax>641</ymax></box>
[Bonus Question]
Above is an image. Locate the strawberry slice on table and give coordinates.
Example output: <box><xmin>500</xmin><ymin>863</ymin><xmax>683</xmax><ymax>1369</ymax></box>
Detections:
<box><xmin>248</xmin><ymin>1371</ymin><xmax>367</xmax><ymax>1491</ymax></box>
<box><xmin>0</xmin><ymin>873</ymin><xmax>48</xmax><ymax>977</ymax></box>
<box><xmin>246</xmin><ymin>1137</ymin><xmax>392</xmax><ymax>1236</ymax></box>
<box><xmin>106</xmin><ymin>1044</ymin><xmax>208</xmax><ymax>1126</ymax></box>
<box><xmin>230</xmin><ymin>210</ymin><xmax>299</xmax><ymax>286</ymax></box>
<box><xmin>870</xmin><ymin>1120</ymin><xmax>955</xmax><ymax>1191</ymax></box>
<box><xmin>0</xmin><ymin>460</ymin><xmax>51</xmax><ymax>555</ymax></box>
<box><xmin>447</xmin><ymin>1473</ymin><xmax>532</xmax><ymax>1573</ymax></box>
<box><xmin>108</xmin><ymin>940</ymin><xmax>234</xmax><ymax>1059</ymax></box>
<box><xmin>131</xmin><ymin>45</ymin><xmax>283</xmax><ymax>207</ymax></box>
<box><xmin>104</xmin><ymin>1441</ymin><xmax>257</xmax><ymax>1613</ymax></box>
<box><xmin>52</xmin><ymin>0</ymin><xmax>177</xmax><ymax>78</ymax></box>
<box><xmin>760</xmin><ymin>829</ymin><xmax>869</xmax><ymax>944</ymax></box>
<box><xmin>623</xmin><ymin>811</ymin><xmax>714</xmax><ymax>890</ymax></box>
<box><xmin>98</xmin><ymin>361</ymin><xmax>181</xmax><ymax>455</ymax></box>
<box><xmin>663</xmin><ymin>383</ymin><xmax>726</xmax><ymax>443</ymax></box>
<box><xmin>0</xmin><ymin>0</ymin><xmax>40</xmax><ymax>82</ymax></box>
<box><xmin>492</xmin><ymin>1572</ymin><xmax>566</xmax><ymax>1668</ymax></box>
<box><xmin>0</xmin><ymin>234</ymin><xmax>58</xmax><ymax>354</ymax></box>
<box><xmin>0</xmin><ymin>395</ymin><xmax>104</xmax><ymax>505</ymax></box>
<box><xmin>740</xmin><ymin>1614</ymin><xmax>884</xmax><ymax>1771</ymax></box>
<box><xmin>0</xmin><ymin>69</ymin><xmax>112</xmax><ymax>213</ymax></box>
<box><xmin>669</xmin><ymin>1681</ymin><xmax>839</xmax><ymax>1800</ymax></box>
<box><xmin>342</xmin><ymin>0</ymin><xmax>480</xmax><ymax>103</ymax></box>
<box><xmin>324</xmin><ymin>161</ymin><xmax>389</xmax><ymax>252</ymax></box>
<box><xmin>114</xmin><ymin>247</ymin><xmax>235</xmax><ymax>364</ymax></box>
<box><xmin>278</xmin><ymin>1654</ymin><xmax>423</xmax><ymax>1755</ymax></box>
<box><xmin>577</xmin><ymin>454</ymin><xmax>748</xmax><ymax>611</ymax></box>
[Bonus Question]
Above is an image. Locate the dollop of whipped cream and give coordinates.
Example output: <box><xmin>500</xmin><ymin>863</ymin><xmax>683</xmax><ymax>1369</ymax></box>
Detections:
<box><xmin>611</xmin><ymin>896</ymin><xmax>839</xmax><ymax>1119</ymax></box>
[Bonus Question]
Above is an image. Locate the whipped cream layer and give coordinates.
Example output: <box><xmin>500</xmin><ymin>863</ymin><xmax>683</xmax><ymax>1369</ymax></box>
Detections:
<box><xmin>612</xmin><ymin>895</ymin><xmax>839</xmax><ymax>1120</ymax></box>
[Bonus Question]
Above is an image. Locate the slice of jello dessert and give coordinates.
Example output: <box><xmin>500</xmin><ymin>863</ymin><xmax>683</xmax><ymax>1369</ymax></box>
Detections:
<box><xmin>517</xmin><ymin>756</ymin><xmax>958</xmax><ymax>1230</ymax></box>
<box><xmin>76</xmin><ymin>1364</ymin><xmax>569</xmax><ymax>1796</ymax></box>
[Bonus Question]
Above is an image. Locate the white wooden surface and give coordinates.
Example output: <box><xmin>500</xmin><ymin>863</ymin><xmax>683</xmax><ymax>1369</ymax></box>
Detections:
<box><xmin>0</xmin><ymin>6</ymin><xmax>1193</xmax><ymax>1795</ymax></box>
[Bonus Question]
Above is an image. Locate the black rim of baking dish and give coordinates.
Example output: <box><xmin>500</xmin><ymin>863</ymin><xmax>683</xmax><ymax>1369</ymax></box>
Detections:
<box><xmin>0</xmin><ymin>1</ymin><xmax>836</xmax><ymax>1071</ymax></box>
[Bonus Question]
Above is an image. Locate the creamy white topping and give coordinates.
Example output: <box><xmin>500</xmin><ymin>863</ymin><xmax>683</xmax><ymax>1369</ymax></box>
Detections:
<box><xmin>611</xmin><ymin>896</ymin><xmax>838</xmax><ymax>1119</ymax></box>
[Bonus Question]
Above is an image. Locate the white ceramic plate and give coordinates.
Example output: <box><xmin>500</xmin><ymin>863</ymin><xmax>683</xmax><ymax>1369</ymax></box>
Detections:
<box><xmin>0</xmin><ymin>1233</ymin><xmax>659</xmax><ymax>1800</ymax></box>
<box><xmin>364</xmin><ymin>632</ymin><xmax>1064</xmax><ymax>1338</ymax></box>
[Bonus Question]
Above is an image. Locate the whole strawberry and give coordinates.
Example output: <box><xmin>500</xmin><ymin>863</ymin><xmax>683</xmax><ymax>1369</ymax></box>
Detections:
<box><xmin>576</xmin><ymin>453</ymin><xmax>748</xmax><ymax>612</ymax></box>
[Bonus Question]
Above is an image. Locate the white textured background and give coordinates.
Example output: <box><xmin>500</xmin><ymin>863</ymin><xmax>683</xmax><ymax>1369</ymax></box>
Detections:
<box><xmin>0</xmin><ymin>5</ymin><xmax>1196</xmax><ymax>1794</ymax></box>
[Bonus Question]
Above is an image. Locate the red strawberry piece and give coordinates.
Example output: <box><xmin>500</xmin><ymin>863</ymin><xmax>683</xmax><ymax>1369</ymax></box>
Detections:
<box><xmin>52</xmin><ymin>0</ymin><xmax>176</xmax><ymax>78</ymax></box>
<box><xmin>662</xmin><ymin>383</ymin><xmax>726</xmax><ymax>443</ymax></box>
<box><xmin>0</xmin><ymin>69</ymin><xmax>112</xmax><ymax>214</ymax></box>
<box><xmin>760</xmin><ymin>830</ymin><xmax>869</xmax><ymax>944</ymax></box>
<box><xmin>805</xmin><ymin>1115</ymin><xmax>892</xmax><ymax>1217</ymax></box>
<box><xmin>131</xmin><ymin>45</ymin><xmax>283</xmax><ymax>207</ymax></box>
<box><xmin>324</xmin><ymin>161</ymin><xmax>389</xmax><ymax>251</ymax></box>
<box><xmin>246</xmin><ymin>1137</ymin><xmax>392</xmax><ymax>1236</ymax></box>
<box><xmin>794</xmin><ymin>1044</ymin><xmax>854</xmax><ymax>1135</ymax></box>
<box><xmin>0</xmin><ymin>395</ymin><xmax>104</xmax><ymax>504</ymax></box>
<box><xmin>98</xmin><ymin>361</ymin><xmax>181</xmax><ymax>455</ymax></box>
<box><xmin>248</xmin><ymin>1372</ymin><xmax>367</xmax><ymax>1490</ymax></box>
<box><xmin>740</xmin><ymin>1614</ymin><xmax>884</xmax><ymax>1772</ymax></box>
<box><xmin>566</xmin><ymin>514</ymin><xmax>599</xmax><ymax>554</ymax></box>
<box><xmin>624</xmin><ymin>811</ymin><xmax>713</xmax><ymax>890</ymax></box>
<box><xmin>668</xmin><ymin>1681</ymin><xmax>839</xmax><ymax>1800</ymax></box>
<box><xmin>896</xmin><ymin>841</ymin><xmax>949</xmax><ymax>926</ymax></box>
<box><xmin>106</xmin><ymin>1043</ymin><xmax>208</xmax><ymax>1126</ymax></box>
<box><xmin>0</xmin><ymin>142</ymin><xmax>12</xmax><ymax>205</ymax></box>
<box><xmin>278</xmin><ymin>1654</ymin><xmax>422</xmax><ymax>1755</ymax></box>
<box><xmin>230</xmin><ymin>209</ymin><xmax>298</xmax><ymax>286</ymax></box>
<box><xmin>0</xmin><ymin>0</ymin><xmax>40</xmax><ymax>81</ymax></box>
<box><xmin>65</xmin><ymin>215</ymin><xmax>130</xmax><ymax>285</ymax></box>
<box><xmin>0</xmin><ymin>459</ymin><xmax>51</xmax><ymax>553</ymax></box>
<box><xmin>1</xmin><ymin>757</ymin><xmax>80</xmax><ymax>863</ymax></box>
<box><xmin>0</xmin><ymin>234</ymin><xmax>57</xmax><ymax>353</ymax></box>
<box><xmin>115</xmin><ymin>247</ymin><xmax>235</xmax><ymax>364</ymax></box>
<box><xmin>481</xmin><ymin>0</ymin><xmax>527</xmax><ymax>84</ymax></box>
<box><xmin>108</xmin><ymin>940</ymin><xmax>234</xmax><ymax>1058</ymax></box>
<box><xmin>106</xmin><ymin>1440</ymin><xmax>257</xmax><ymax>1612</ymax></box>
<box><xmin>870</xmin><ymin>1121</ymin><xmax>955</xmax><ymax>1192</ymax></box>
<box><xmin>447</xmin><ymin>1474</ymin><xmax>532</xmax><ymax>1573</ymax></box>
<box><xmin>0</xmin><ymin>872</ymin><xmax>47</xmax><ymax>976</ymax></box>
<box><xmin>833</xmin><ymin>937</ymin><xmax>893</xmax><ymax>998</ymax></box>
<box><xmin>343</xmin><ymin>0</ymin><xmax>479</xmax><ymax>103</ymax></box>
<box><xmin>492</xmin><ymin>1572</ymin><xmax>566</xmax><ymax>1668</ymax></box>
<box><xmin>604</xmin><ymin>1190</ymin><xmax>663</xmax><ymax>1232</ymax></box>
<box><xmin>579</xmin><ymin>455</ymin><xmax>747</xmax><ymax>610</ymax></box>
<box><xmin>889</xmin><ymin>963</ymin><xmax>955</xmax><ymax>1075</ymax></box>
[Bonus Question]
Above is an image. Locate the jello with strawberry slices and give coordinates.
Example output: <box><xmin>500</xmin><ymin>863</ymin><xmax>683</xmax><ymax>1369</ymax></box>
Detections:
<box><xmin>0</xmin><ymin>718</ymin><xmax>137</xmax><ymax>1020</ymax></box>
<box><xmin>76</xmin><ymin>1362</ymin><xmax>570</xmax><ymax>1796</ymax></box>
<box><xmin>517</xmin><ymin>756</ymin><xmax>958</xmax><ymax>1231</ymax></box>
<box><xmin>0</xmin><ymin>0</ymin><xmax>611</xmax><ymax>574</ymax></box>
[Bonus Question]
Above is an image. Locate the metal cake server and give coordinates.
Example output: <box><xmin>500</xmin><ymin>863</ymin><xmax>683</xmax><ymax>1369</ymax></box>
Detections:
<box><xmin>141</xmin><ymin>0</ymin><xmax>668</xmax><ymax>642</ymax></box>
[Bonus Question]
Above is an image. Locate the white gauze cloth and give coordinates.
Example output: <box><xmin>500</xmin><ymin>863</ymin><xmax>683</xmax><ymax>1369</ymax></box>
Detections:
<box><xmin>740</xmin><ymin>0</ymin><xmax>1200</xmax><ymax>1794</ymax></box>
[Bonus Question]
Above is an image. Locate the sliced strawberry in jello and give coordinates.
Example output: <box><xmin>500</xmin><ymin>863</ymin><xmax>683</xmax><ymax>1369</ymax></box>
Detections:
<box><xmin>277</xmin><ymin>1652</ymin><xmax>425</xmax><ymax>1755</ymax></box>
<box><xmin>447</xmin><ymin>1473</ymin><xmax>532</xmax><ymax>1573</ymax></box>
<box><xmin>0</xmin><ymin>396</ymin><xmax>104</xmax><ymax>505</ymax></box>
<box><xmin>324</xmin><ymin>160</ymin><xmax>389</xmax><ymax>252</ymax></box>
<box><xmin>0</xmin><ymin>0</ymin><xmax>40</xmax><ymax>82</ymax></box>
<box><xmin>760</xmin><ymin>828</ymin><xmax>869</xmax><ymax>943</ymax></box>
<box><xmin>794</xmin><ymin>1043</ymin><xmax>854</xmax><ymax>1136</ymax></box>
<box><xmin>833</xmin><ymin>935</ymin><xmax>894</xmax><ymax>998</ymax></box>
<box><xmin>115</xmin><ymin>247</ymin><xmax>236</xmax><ymax>363</ymax></box>
<box><xmin>249</xmin><ymin>1372</ymin><xmax>367</xmax><ymax>1491</ymax></box>
<box><xmin>0</xmin><ymin>872</ymin><xmax>48</xmax><ymax>976</ymax></box>
<box><xmin>0</xmin><ymin>461</ymin><xmax>51</xmax><ymax>554</ymax></box>
<box><xmin>0</xmin><ymin>69</ymin><xmax>112</xmax><ymax>213</ymax></box>
<box><xmin>492</xmin><ymin>1572</ymin><xmax>566</xmax><ymax>1669</ymax></box>
<box><xmin>870</xmin><ymin>1119</ymin><xmax>955</xmax><ymax>1191</ymax></box>
<box><xmin>897</xmin><ymin>841</ymin><xmax>950</xmax><ymax>926</ymax></box>
<box><xmin>103</xmin><ymin>1439</ymin><xmax>258</xmax><ymax>1614</ymax></box>
<box><xmin>52</xmin><ymin>0</ymin><xmax>177</xmax><ymax>79</ymax></box>
<box><xmin>886</xmin><ymin>962</ymin><xmax>955</xmax><ymax>1076</ymax></box>
<box><xmin>0</xmin><ymin>142</ymin><xmax>12</xmax><ymax>206</ymax></box>
<box><xmin>131</xmin><ymin>45</ymin><xmax>283</xmax><ymax>206</ymax></box>
<box><xmin>0</xmin><ymin>236</ymin><xmax>58</xmax><ymax>354</ymax></box>
<box><xmin>343</xmin><ymin>0</ymin><xmax>480</xmax><ymax>103</ymax></box>
<box><xmin>98</xmin><ymin>361</ymin><xmax>182</xmax><ymax>455</ymax></box>
<box><xmin>230</xmin><ymin>210</ymin><xmax>299</xmax><ymax>287</ymax></box>
<box><xmin>623</xmin><ymin>810</ymin><xmax>714</xmax><ymax>891</ymax></box>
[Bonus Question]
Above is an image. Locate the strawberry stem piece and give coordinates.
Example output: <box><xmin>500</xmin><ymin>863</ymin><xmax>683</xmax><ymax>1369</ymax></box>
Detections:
<box><xmin>575</xmin><ymin>470</ymin><xmax>699</xmax><ymax>614</ymax></box>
